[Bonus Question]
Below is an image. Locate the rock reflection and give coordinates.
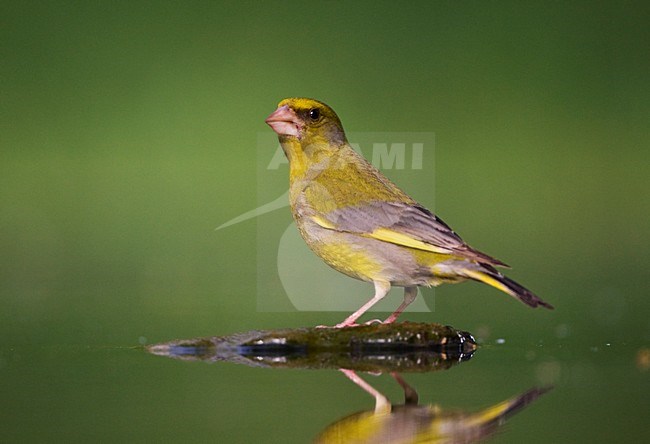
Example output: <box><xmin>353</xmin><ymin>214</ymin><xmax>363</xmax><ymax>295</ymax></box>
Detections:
<box><xmin>317</xmin><ymin>371</ymin><xmax>550</xmax><ymax>444</ymax></box>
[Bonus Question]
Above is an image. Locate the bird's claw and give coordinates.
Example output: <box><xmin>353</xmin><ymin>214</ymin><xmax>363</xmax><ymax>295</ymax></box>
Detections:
<box><xmin>315</xmin><ymin>323</ymin><xmax>361</xmax><ymax>329</ymax></box>
<box><xmin>334</xmin><ymin>322</ymin><xmax>361</xmax><ymax>328</ymax></box>
<box><xmin>315</xmin><ymin>319</ymin><xmax>385</xmax><ymax>329</ymax></box>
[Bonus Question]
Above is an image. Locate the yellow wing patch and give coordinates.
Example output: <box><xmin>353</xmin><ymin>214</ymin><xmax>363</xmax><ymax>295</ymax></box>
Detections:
<box><xmin>368</xmin><ymin>228</ymin><xmax>453</xmax><ymax>254</ymax></box>
<box><xmin>310</xmin><ymin>217</ymin><xmax>453</xmax><ymax>254</ymax></box>
<box><xmin>311</xmin><ymin>215</ymin><xmax>336</xmax><ymax>230</ymax></box>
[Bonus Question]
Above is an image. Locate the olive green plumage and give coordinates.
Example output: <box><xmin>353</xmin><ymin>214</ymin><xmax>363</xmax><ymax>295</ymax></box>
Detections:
<box><xmin>265</xmin><ymin>98</ymin><xmax>553</xmax><ymax>327</ymax></box>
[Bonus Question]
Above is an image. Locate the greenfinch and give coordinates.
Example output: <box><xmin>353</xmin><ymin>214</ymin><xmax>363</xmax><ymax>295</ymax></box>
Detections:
<box><xmin>317</xmin><ymin>370</ymin><xmax>550</xmax><ymax>443</ymax></box>
<box><xmin>265</xmin><ymin>98</ymin><xmax>553</xmax><ymax>328</ymax></box>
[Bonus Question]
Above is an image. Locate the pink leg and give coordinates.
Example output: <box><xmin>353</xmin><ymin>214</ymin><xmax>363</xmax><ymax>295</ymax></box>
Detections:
<box><xmin>335</xmin><ymin>281</ymin><xmax>391</xmax><ymax>328</ymax></box>
<box><xmin>340</xmin><ymin>369</ymin><xmax>391</xmax><ymax>414</ymax></box>
<box><xmin>383</xmin><ymin>286</ymin><xmax>418</xmax><ymax>324</ymax></box>
<box><xmin>390</xmin><ymin>372</ymin><xmax>419</xmax><ymax>405</ymax></box>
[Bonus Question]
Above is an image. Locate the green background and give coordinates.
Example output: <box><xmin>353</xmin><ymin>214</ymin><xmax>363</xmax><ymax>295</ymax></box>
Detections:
<box><xmin>1</xmin><ymin>1</ymin><xmax>649</xmax><ymax>442</ymax></box>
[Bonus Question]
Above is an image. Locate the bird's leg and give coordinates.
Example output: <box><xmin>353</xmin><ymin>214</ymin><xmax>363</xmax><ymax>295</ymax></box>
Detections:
<box><xmin>390</xmin><ymin>372</ymin><xmax>419</xmax><ymax>405</ymax></box>
<box><xmin>335</xmin><ymin>281</ymin><xmax>391</xmax><ymax>328</ymax></box>
<box><xmin>383</xmin><ymin>286</ymin><xmax>418</xmax><ymax>324</ymax></box>
<box><xmin>340</xmin><ymin>369</ymin><xmax>391</xmax><ymax>414</ymax></box>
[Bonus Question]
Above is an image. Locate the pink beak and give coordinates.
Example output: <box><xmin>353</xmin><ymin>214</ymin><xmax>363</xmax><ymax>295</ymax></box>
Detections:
<box><xmin>265</xmin><ymin>105</ymin><xmax>301</xmax><ymax>138</ymax></box>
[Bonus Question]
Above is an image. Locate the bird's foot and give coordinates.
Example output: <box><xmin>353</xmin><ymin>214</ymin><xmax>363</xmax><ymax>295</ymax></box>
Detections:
<box><xmin>315</xmin><ymin>323</ymin><xmax>361</xmax><ymax>329</ymax></box>
<box><xmin>316</xmin><ymin>317</ymin><xmax>387</xmax><ymax>328</ymax></box>
<box><xmin>316</xmin><ymin>318</ymin><xmax>395</xmax><ymax>328</ymax></box>
<box><xmin>334</xmin><ymin>322</ymin><xmax>362</xmax><ymax>328</ymax></box>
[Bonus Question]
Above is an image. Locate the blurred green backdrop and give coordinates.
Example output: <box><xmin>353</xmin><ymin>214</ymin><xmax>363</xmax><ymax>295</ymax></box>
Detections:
<box><xmin>1</xmin><ymin>1</ymin><xmax>649</xmax><ymax>442</ymax></box>
<box><xmin>2</xmin><ymin>0</ymin><xmax>648</xmax><ymax>344</ymax></box>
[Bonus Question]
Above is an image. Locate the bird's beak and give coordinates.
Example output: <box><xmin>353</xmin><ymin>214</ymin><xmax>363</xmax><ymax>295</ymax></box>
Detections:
<box><xmin>265</xmin><ymin>105</ymin><xmax>302</xmax><ymax>138</ymax></box>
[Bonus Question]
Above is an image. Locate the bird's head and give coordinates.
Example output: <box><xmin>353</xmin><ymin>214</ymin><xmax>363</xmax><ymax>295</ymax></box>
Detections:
<box><xmin>265</xmin><ymin>98</ymin><xmax>347</xmax><ymax>156</ymax></box>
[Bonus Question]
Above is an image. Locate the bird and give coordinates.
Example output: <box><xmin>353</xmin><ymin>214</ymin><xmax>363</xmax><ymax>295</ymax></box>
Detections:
<box><xmin>265</xmin><ymin>98</ymin><xmax>553</xmax><ymax>328</ymax></box>
<box><xmin>316</xmin><ymin>370</ymin><xmax>551</xmax><ymax>443</ymax></box>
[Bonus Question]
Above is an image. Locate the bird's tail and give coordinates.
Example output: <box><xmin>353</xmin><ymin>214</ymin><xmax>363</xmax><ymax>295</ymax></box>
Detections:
<box><xmin>463</xmin><ymin>267</ymin><xmax>554</xmax><ymax>310</ymax></box>
<box><xmin>465</xmin><ymin>386</ymin><xmax>553</xmax><ymax>430</ymax></box>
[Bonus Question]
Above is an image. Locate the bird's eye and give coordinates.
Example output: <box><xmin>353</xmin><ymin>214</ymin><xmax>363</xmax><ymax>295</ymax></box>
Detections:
<box><xmin>308</xmin><ymin>108</ymin><xmax>320</xmax><ymax>121</ymax></box>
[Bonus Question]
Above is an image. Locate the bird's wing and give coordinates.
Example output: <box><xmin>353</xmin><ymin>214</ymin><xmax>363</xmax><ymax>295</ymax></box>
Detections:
<box><xmin>312</xmin><ymin>201</ymin><xmax>508</xmax><ymax>267</ymax></box>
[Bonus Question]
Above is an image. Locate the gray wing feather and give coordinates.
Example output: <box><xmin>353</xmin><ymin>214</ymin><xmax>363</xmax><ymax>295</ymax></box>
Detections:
<box><xmin>326</xmin><ymin>201</ymin><xmax>508</xmax><ymax>266</ymax></box>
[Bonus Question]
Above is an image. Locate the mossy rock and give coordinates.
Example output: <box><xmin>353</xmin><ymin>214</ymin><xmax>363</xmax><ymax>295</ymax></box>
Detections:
<box><xmin>147</xmin><ymin>322</ymin><xmax>476</xmax><ymax>373</ymax></box>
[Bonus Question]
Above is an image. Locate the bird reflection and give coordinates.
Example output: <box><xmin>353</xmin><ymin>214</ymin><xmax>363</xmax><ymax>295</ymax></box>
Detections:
<box><xmin>316</xmin><ymin>370</ymin><xmax>550</xmax><ymax>444</ymax></box>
